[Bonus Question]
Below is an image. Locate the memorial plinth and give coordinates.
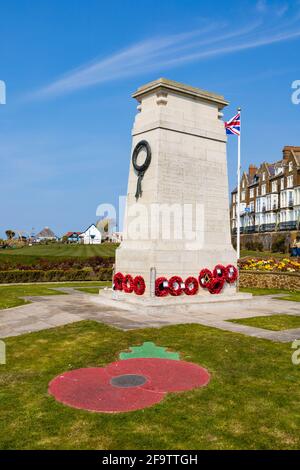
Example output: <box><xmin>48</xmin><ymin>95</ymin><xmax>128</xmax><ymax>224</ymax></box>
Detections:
<box><xmin>113</xmin><ymin>78</ymin><xmax>250</xmax><ymax>302</ymax></box>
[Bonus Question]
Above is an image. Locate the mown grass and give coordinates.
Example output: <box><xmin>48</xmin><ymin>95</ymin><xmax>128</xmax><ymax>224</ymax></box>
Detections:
<box><xmin>229</xmin><ymin>314</ymin><xmax>300</xmax><ymax>331</ymax></box>
<box><xmin>240</xmin><ymin>250</ymin><xmax>290</xmax><ymax>260</ymax></box>
<box><xmin>0</xmin><ymin>282</ymin><xmax>110</xmax><ymax>310</ymax></box>
<box><xmin>75</xmin><ymin>287</ymin><xmax>101</xmax><ymax>294</ymax></box>
<box><xmin>0</xmin><ymin>243</ymin><xmax>118</xmax><ymax>265</ymax></box>
<box><xmin>0</xmin><ymin>320</ymin><xmax>300</xmax><ymax>449</ymax></box>
<box><xmin>240</xmin><ymin>287</ymin><xmax>300</xmax><ymax>302</ymax></box>
<box><xmin>240</xmin><ymin>287</ymin><xmax>293</xmax><ymax>296</ymax></box>
<box><xmin>1</xmin><ymin>247</ymin><xmax>285</xmax><ymax>263</ymax></box>
<box><xmin>275</xmin><ymin>293</ymin><xmax>300</xmax><ymax>302</ymax></box>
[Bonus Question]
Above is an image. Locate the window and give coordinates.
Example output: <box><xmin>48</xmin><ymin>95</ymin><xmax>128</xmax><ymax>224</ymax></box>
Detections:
<box><xmin>256</xmin><ymin>198</ymin><xmax>261</xmax><ymax>212</ymax></box>
<box><xmin>261</xmin><ymin>184</ymin><xmax>266</xmax><ymax>196</ymax></box>
<box><xmin>242</xmin><ymin>179</ymin><xmax>245</xmax><ymax>188</ymax></box>
<box><xmin>272</xmin><ymin>194</ymin><xmax>278</xmax><ymax>210</ymax></box>
<box><xmin>288</xmin><ymin>190</ymin><xmax>293</xmax><ymax>204</ymax></box>
<box><xmin>250</xmin><ymin>188</ymin><xmax>254</xmax><ymax>198</ymax></box>
<box><xmin>272</xmin><ymin>181</ymin><xmax>277</xmax><ymax>193</ymax></box>
<box><xmin>281</xmin><ymin>191</ymin><xmax>287</xmax><ymax>207</ymax></box>
<box><xmin>241</xmin><ymin>190</ymin><xmax>246</xmax><ymax>201</ymax></box>
<box><xmin>287</xmin><ymin>175</ymin><xmax>293</xmax><ymax>188</ymax></box>
<box><xmin>262</xmin><ymin>172</ymin><xmax>266</xmax><ymax>181</ymax></box>
<box><xmin>289</xmin><ymin>161</ymin><xmax>293</xmax><ymax>172</ymax></box>
<box><xmin>232</xmin><ymin>194</ymin><xmax>236</xmax><ymax>203</ymax></box>
<box><xmin>250</xmin><ymin>201</ymin><xmax>254</xmax><ymax>212</ymax></box>
<box><xmin>280</xmin><ymin>178</ymin><xmax>284</xmax><ymax>190</ymax></box>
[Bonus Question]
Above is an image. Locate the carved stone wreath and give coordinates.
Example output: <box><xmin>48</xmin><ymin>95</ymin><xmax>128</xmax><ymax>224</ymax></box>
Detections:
<box><xmin>132</xmin><ymin>140</ymin><xmax>151</xmax><ymax>200</ymax></box>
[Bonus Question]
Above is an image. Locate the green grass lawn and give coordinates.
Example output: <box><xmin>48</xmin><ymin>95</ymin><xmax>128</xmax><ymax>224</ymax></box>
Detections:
<box><xmin>75</xmin><ymin>287</ymin><xmax>101</xmax><ymax>294</ymax></box>
<box><xmin>2</xmin><ymin>246</ymin><xmax>287</xmax><ymax>263</ymax></box>
<box><xmin>0</xmin><ymin>243</ymin><xmax>118</xmax><ymax>266</ymax></box>
<box><xmin>240</xmin><ymin>250</ymin><xmax>290</xmax><ymax>259</ymax></box>
<box><xmin>240</xmin><ymin>287</ymin><xmax>290</xmax><ymax>296</ymax></box>
<box><xmin>0</xmin><ymin>320</ymin><xmax>300</xmax><ymax>449</ymax></box>
<box><xmin>229</xmin><ymin>314</ymin><xmax>300</xmax><ymax>331</ymax></box>
<box><xmin>0</xmin><ymin>282</ymin><xmax>110</xmax><ymax>310</ymax></box>
<box><xmin>275</xmin><ymin>293</ymin><xmax>300</xmax><ymax>302</ymax></box>
<box><xmin>240</xmin><ymin>287</ymin><xmax>300</xmax><ymax>302</ymax></box>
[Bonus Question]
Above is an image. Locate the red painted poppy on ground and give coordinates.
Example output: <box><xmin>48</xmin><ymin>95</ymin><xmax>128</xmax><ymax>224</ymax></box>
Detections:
<box><xmin>49</xmin><ymin>358</ymin><xmax>210</xmax><ymax>413</ymax></box>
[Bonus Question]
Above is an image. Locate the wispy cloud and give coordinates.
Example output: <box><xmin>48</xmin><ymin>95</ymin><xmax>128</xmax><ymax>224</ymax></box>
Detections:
<box><xmin>256</xmin><ymin>0</ymin><xmax>268</xmax><ymax>13</ymax></box>
<box><xmin>256</xmin><ymin>0</ymin><xmax>289</xmax><ymax>16</ymax></box>
<box><xmin>29</xmin><ymin>7</ymin><xmax>300</xmax><ymax>100</ymax></box>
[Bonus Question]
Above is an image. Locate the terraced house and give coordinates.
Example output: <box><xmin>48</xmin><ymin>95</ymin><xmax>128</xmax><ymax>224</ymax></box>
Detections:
<box><xmin>231</xmin><ymin>146</ymin><xmax>300</xmax><ymax>236</ymax></box>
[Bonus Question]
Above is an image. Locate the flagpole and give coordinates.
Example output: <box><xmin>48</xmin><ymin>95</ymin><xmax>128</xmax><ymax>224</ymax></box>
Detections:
<box><xmin>237</xmin><ymin>107</ymin><xmax>241</xmax><ymax>264</ymax></box>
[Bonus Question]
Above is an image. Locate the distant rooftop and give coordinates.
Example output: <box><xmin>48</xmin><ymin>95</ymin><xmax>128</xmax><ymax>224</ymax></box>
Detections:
<box><xmin>36</xmin><ymin>227</ymin><xmax>56</xmax><ymax>238</ymax></box>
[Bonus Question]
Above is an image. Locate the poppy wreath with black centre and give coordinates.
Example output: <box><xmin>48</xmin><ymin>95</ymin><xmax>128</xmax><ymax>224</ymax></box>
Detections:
<box><xmin>113</xmin><ymin>272</ymin><xmax>124</xmax><ymax>291</ymax></box>
<box><xmin>184</xmin><ymin>276</ymin><xmax>199</xmax><ymax>295</ymax></box>
<box><xmin>208</xmin><ymin>277</ymin><xmax>225</xmax><ymax>294</ymax></box>
<box><xmin>133</xmin><ymin>276</ymin><xmax>146</xmax><ymax>295</ymax></box>
<box><xmin>213</xmin><ymin>264</ymin><xmax>227</xmax><ymax>281</ymax></box>
<box><xmin>198</xmin><ymin>268</ymin><xmax>213</xmax><ymax>289</ymax></box>
<box><xmin>225</xmin><ymin>264</ymin><xmax>238</xmax><ymax>284</ymax></box>
<box><xmin>155</xmin><ymin>277</ymin><xmax>169</xmax><ymax>297</ymax></box>
<box><xmin>123</xmin><ymin>274</ymin><xmax>134</xmax><ymax>293</ymax></box>
<box><xmin>168</xmin><ymin>276</ymin><xmax>184</xmax><ymax>296</ymax></box>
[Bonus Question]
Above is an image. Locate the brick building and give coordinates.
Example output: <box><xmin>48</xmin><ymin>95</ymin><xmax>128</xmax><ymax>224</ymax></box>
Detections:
<box><xmin>231</xmin><ymin>146</ymin><xmax>300</xmax><ymax>236</ymax></box>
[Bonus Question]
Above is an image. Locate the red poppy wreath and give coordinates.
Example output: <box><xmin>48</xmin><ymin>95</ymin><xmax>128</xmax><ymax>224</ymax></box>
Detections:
<box><xmin>155</xmin><ymin>277</ymin><xmax>169</xmax><ymax>297</ymax></box>
<box><xmin>225</xmin><ymin>264</ymin><xmax>238</xmax><ymax>283</ymax></box>
<box><xmin>133</xmin><ymin>275</ymin><xmax>146</xmax><ymax>295</ymax></box>
<box><xmin>184</xmin><ymin>276</ymin><xmax>199</xmax><ymax>295</ymax></box>
<box><xmin>122</xmin><ymin>274</ymin><xmax>134</xmax><ymax>293</ymax></box>
<box><xmin>212</xmin><ymin>264</ymin><xmax>227</xmax><ymax>281</ymax></box>
<box><xmin>168</xmin><ymin>276</ymin><xmax>184</xmax><ymax>296</ymax></box>
<box><xmin>198</xmin><ymin>268</ymin><xmax>213</xmax><ymax>289</ymax></box>
<box><xmin>113</xmin><ymin>272</ymin><xmax>124</xmax><ymax>291</ymax></box>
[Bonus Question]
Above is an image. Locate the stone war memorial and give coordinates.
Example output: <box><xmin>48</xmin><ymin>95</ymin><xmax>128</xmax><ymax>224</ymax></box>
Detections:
<box><xmin>112</xmin><ymin>78</ymin><xmax>250</xmax><ymax>305</ymax></box>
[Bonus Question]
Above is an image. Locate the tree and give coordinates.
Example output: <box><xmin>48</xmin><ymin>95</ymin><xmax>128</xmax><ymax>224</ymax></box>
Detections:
<box><xmin>5</xmin><ymin>230</ymin><xmax>15</xmax><ymax>240</ymax></box>
<box><xmin>97</xmin><ymin>218</ymin><xmax>116</xmax><ymax>235</ymax></box>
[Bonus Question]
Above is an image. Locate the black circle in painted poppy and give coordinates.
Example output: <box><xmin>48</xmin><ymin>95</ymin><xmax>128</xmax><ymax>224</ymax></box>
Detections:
<box><xmin>110</xmin><ymin>374</ymin><xmax>147</xmax><ymax>388</ymax></box>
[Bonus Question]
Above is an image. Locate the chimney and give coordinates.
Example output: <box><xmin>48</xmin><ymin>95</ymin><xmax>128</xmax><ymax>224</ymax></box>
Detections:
<box><xmin>248</xmin><ymin>164</ymin><xmax>257</xmax><ymax>179</ymax></box>
<box><xmin>282</xmin><ymin>146</ymin><xmax>292</xmax><ymax>161</ymax></box>
<box><xmin>283</xmin><ymin>145</ymin><xmax>300</xmax><ymax>161</ymax></box>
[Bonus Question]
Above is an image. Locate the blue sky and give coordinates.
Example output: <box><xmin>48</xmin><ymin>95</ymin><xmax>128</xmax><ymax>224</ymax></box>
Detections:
<box><xmin>1</xmin><ymin>0</ymin><xmax>299</xmax><ymax>237</ymax></box>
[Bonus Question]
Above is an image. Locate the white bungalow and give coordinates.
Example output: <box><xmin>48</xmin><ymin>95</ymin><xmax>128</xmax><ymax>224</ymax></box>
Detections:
<box><xmin>79</xmin><ymin>224</ymin><xmax>102</xmax><ymax>245</ymax></box>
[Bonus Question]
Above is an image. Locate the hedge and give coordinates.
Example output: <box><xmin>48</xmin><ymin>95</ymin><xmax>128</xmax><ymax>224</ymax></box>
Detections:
<box><xmin>0</xmin><ymin>268</ymin><xmax>112</xmax><ymax>284</ymax></box>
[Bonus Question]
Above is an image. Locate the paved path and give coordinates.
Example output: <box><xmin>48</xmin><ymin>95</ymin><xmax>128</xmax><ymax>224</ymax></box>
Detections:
<box><xmin>0</xmin><ymin>287</ymin><xmax>300</xmax><ymax>342</ymax></box>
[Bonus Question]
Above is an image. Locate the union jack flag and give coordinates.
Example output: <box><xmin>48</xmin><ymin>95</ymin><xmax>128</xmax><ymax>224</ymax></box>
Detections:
<box><xmin>225</xmin><ymin>112</ymin><xmax>240</xmax><ymax>136</ymax></box>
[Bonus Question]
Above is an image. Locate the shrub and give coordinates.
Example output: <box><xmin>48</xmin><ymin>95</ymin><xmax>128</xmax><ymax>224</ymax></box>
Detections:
<box><xmin>0</xmin><ymin>268</ymin><xmax>112</xmax><ymax>284</ymax></box>
<box><xmin>254</xmin><ymin>242</ymin><xmax>264</xmax><ymax>252</ymax></box>
<box><xmin>244</xmin><ymin>241</ymin><xmax>263</xmax><ymax>252</ymax></box>
<box><xmin>0</xmin><ymin>256</ymin><xmax>114</xmax><ymax>272</ymax></box>
<box><xmin>245</xmin><ymin>241</ymin><xmax>254</xmax><ymax>250</ymax></box>
<box><xmin>271</xmin><ymin>236</ymin><xmax>286</xmax><ymax>253</ymax></box>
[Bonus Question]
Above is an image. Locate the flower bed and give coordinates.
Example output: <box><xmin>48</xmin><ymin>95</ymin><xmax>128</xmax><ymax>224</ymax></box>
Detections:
<box><xmin>239</xmin><ymin>257</ymin><xmax>300</xmax><ymax>273</ymax></box>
